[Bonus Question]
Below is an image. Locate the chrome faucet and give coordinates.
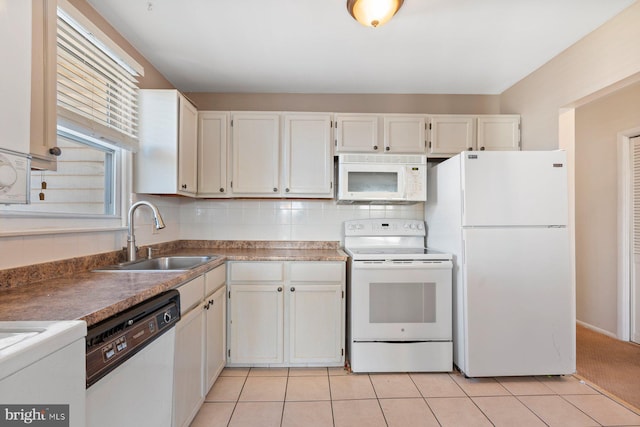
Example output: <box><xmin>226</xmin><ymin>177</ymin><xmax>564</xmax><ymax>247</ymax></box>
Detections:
<box><xmin>127</xmin><ymin>201</ymin><xmax>166</xmax><ymax>261</ymax></box>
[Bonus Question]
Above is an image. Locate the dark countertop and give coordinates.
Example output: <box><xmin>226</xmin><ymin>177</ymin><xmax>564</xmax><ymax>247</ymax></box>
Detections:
<box><xmin>0</xmin><ymin>247</ymin><xmax>347</xmax><ymax>326</ymax></box>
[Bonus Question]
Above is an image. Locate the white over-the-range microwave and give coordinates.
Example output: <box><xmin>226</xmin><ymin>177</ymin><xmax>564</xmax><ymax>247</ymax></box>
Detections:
<box><xmin>337</xmin><ymin>153</ymin><xmax>427</xmax><ymax>204</ymax></box>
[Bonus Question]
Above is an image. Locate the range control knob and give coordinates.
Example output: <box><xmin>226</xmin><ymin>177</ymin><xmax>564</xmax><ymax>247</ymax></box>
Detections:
<box><xmin>417</xmin><ymin>223</ymin><xmax>424</xmax><ymax>230</ymax></box>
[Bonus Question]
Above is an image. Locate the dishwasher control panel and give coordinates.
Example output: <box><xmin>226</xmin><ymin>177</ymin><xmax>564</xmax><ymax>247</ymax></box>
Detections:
<box><xmin>86</xmin><ymin>290</ymin><xmax>180</xmax><ymax>388</ymax></box>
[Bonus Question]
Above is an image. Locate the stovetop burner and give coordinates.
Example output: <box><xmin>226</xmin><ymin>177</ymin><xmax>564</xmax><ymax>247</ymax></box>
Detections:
<box><xmin>343</xmin><ymin>219</ymin><xmax>452</xmax><ymax>261</ymax></box>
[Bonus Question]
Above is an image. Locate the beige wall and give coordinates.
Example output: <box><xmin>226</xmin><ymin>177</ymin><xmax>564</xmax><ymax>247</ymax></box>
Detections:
<box><xmin>499</xmin><ymin>1</ymin><xmax>640</xmax><ymax>335</ymax></box>
<box><xmin>186</xmin><ymin>93</ymin><xmax>499</xmax><ymax>114</ymax></box>
<box><xmin>68</xmin><ymin>0</ymin><xmax>174</xmax><ymax>89</ymax></box>
<box><xmin>500</xmin><ymin>1</ymin><xmax>640</xmax><ymax>150</ymax></box>
<box><xmin>575</xmin><ymin>82</ymin><xmax>640</xmax><ymax>334</ymax></box>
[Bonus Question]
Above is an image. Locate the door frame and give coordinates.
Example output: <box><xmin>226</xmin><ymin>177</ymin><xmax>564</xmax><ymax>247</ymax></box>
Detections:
<box><xmin>616</xmin><ymin>127</ymin><xmax>640</xmax><ymax>341</ymax></box>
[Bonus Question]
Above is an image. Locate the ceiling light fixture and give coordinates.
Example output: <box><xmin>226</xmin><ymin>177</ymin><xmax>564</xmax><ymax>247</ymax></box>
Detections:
<box><xmin>346</xmin><ymin>0</ymin><xmax>404</xmax><ymax>28</ymax></box>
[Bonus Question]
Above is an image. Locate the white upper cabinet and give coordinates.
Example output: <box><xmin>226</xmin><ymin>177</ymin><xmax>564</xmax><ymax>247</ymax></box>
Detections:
<box><xmin>383</xmin><ymin>115</ymin><xmax>427</xmax><ymax>153</ymax></box>
<box><xmin>335</xmin><ymin>113</ymin><xmax>427</xmax><ymax>154</ymax></box>
<box><xmin>29</xmin><ymin>0</ymin><xmax>58</xmax><ymax>170</ymax></box>
<box><xmin>0</xmin><ymin>0</ymin><xmax>32</xmax><ymax>155</ymax></box>
<box><xmin>477</xmin><ymin>115</ymin><xmax>521</xmax><ymax>151</ymax></box>
<box><xmin>282</xmin><ymin>113</ymin><xmax>333</xmax><ymax>198</ymax></box>
<box><xmin>428</xmin><ymin>114</ymin><xmax>520</xmax><ymax>157</ymax></box>
<box><xmin>197</xmin><ymin>111</ymin><xmax>229</xmax><ymax>197</ymax></box>
<box><xmin>429</xmin><ymin>115</ymin><xmax>476</xmax><ymax>156</ymax></box>
<box><xmin>335</xmin><ymin>114</ymin><xmax>379</xmax><ymax>153</ymax></box>
<box><xmin>178</xmin><ymin>98</ymin><xmax>198</xmax><ymax>194</ymax></box>
<box><xmin>134</xmin><ymin>90</ymin><xmax>198</xmax><ymax>196</ymax></box>
<box><xmin>230</xmin><ymin>113</ymin><xmax>281</xmax><ymax>196</ymax></box>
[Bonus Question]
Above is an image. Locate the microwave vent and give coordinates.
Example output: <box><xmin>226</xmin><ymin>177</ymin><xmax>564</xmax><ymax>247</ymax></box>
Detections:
<box><xmin>339</xmin><ymin>154</ymin><xmax>425</xmax><ymax>164</ymax></box>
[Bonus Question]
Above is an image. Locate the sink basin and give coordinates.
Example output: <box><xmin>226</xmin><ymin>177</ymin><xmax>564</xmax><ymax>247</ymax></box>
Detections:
<box><xmin>0</xmin><ymin>329</ymin><xmax>43</xmax><ymax>351</ymax></box>
<box><xmin>0</xmin><ymin>321</ymin><xmax>86</xmax><ymax>380</ymax></box>
<box><xmin>94</xmin><ymin>256</ymin><xmax>216</xmax><ymax>272</ymax></box>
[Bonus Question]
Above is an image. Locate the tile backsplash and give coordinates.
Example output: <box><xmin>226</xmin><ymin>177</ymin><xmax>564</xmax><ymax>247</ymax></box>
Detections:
<box><xmin>0</xmin><ymin>197</ymin><xmax>423</xmax><ymax>269</ymax></box>
<box><xmin>179</xmin><ymin>199</ymin><xmax>424</xmax><ymax>242</ymax></box>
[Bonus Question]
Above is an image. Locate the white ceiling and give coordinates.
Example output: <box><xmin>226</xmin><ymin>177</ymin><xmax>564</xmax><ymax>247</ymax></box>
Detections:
<box><xmin>87</xmin><ymin>0</ymin><xmax>635</xmax><ymax>95</ymax></box>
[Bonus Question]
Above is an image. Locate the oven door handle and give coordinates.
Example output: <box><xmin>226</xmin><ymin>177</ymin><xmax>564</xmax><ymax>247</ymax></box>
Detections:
<box><xmin>352</xmin><ymin>261</ymin><xmax>452</xmax><ymax>269</ymax></box>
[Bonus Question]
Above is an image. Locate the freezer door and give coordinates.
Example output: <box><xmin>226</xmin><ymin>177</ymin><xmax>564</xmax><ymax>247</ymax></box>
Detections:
<box><xmin>460</xmin><ymin>227</ymin><xmax>575</xmax><ymax>377</ymax></box>
<box><xmin>461</xmin><ymin>151</ymin><xmax>568</xmax><ymax>226</ymax></box>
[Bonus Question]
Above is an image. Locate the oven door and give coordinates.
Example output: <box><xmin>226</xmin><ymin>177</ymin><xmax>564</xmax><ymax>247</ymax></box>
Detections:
<box><xmin>350</xmin><ymin>260</ymin><xmax>452</xmax><ymax>341</ymax></box>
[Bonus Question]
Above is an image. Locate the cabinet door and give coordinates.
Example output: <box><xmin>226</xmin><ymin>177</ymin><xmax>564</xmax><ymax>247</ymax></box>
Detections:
<box><xmin>0</xmin><ymin>0</ymin><xmax>32</xmax><ymax>155</ymax></box>
<box><xmin>429</xmin><ymin>115</ymin><xmax>476</xmax><ymax>156</ymax></box>
<box><xmin>177</xmin><ymin>95</ymin><xmax>198</xmax><ymax>195</ymax></box>
<box><xmin>231</xmin><ymin>113</ymin><xmax>281</xmax><ymax>195</ymax></box>
<box><xmin>283</xmin><ymin>114</ymin><xmax>333</xmax><ymax>197</ymax></box>
<box><xmin>30</xmin><ymin>0</ymin><xmax>58</xmax><ymax>170</ymax></box>
<box><xmin>289</xmin><ymin>284</ymin><xmax>343</xmax><ymax>364</ymax></box>
<box><xmin>477</xmin><ymin>115</ymin><xmax>520</xmax><ymax>151</ymax></box>
<box><xmin>383</xmin><ymin>115</ymin><xmax>426</xmax><ymax>153</ymax></box>
<box><xmin>229</xmin><ymin>284</ymin><xmax>284</xmax><ymax>364</ymax></box>
<box><xmin>173</xmin><ymin>306</ymin><xmax>205</xmax><ymax>427</ymax></box>
<box><xmin>205</xmin><ymin>286</ymin><xmax>226</xmax><ymax>393</ymax></box>
<box><xmin>335</xmin><ymin>114</ymin><xmax>379</xmax><ymax>153</ymax></box>
<box><xmin>198</xmin><ymin>111</ymin><xmax>229</xmax><ymax>197</ymax></box>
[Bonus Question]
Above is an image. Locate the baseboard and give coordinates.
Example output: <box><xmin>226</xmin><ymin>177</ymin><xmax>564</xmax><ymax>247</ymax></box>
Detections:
<box><xmin>576</xmin><ymin>320</ymin><xmax>619</xmax><ymax>339</ymax></box>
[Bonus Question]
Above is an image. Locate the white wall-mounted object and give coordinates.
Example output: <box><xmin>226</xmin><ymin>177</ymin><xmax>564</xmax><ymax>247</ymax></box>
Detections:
<box><xmin>0</xmin><ymin>149</ymin><xmax>31</xmax><ymax>205</ymax></box>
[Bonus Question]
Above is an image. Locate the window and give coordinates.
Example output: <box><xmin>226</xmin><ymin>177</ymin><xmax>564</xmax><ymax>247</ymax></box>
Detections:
<box><xmin>2</xmin><ymin>1</ymin><xmax>142</xmax><ymax>220</ymax></box>
<box><xmin>29</xmin><ymin>128</ymin><xmax>117</xmax><ymax>215</ymax></box>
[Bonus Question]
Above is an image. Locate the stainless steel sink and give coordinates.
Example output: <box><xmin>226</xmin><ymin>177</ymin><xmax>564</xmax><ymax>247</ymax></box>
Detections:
<box><xmin>93</xmin><ymin>256</ymin><xmax>216</xmax><ymax>272</ymax></box>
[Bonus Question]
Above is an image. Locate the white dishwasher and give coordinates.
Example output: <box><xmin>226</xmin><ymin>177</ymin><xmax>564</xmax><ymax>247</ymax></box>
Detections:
<box><xmin>0</xmin><ymin>320</ymin><xmax>87</xmax><ymax>427</ymax></box>
<box><xmin>85</xmin><ymin>290</ymin><xmax>180</xmax><ymax>427</ymax></box>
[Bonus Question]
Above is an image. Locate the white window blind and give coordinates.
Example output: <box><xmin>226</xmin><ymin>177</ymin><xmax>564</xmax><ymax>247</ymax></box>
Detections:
<box><xmin>56</xmin><ymin>9</ymin><xmax>139</xmax><ymax>151</ymax></box>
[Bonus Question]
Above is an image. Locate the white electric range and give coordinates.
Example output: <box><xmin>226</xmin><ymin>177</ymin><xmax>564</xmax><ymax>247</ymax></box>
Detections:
<box><xmin>343</xmin><ymin>219</ymin><xmax>453</xmax><ymax>373</ymax></box>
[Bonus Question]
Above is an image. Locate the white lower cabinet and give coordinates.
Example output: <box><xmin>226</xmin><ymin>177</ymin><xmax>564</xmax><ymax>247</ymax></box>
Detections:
<box><xmin>173</xmin><ymin>265</ymin><xmax>226</xmax><ymax>427</ymax></box>
<box><xmin>229</xmin><ymin>284</ymin><xmax>284</xmax><ymax>364</ymax></box>
<box><xmin>227</xmin><ymin>261</ymin><xmax>345</xmax><ymax>367</ymax></box>
<box><xmin>204</xmin><ymin>270</ymin><xmax>227</xmax><ymax>391</ymax></box>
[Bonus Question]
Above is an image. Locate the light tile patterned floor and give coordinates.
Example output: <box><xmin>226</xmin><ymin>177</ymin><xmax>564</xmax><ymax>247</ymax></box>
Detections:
<box><xmin>190</xmin><ymin>368</ymin><xmax>640</xmax><ymax>427</ymax></box>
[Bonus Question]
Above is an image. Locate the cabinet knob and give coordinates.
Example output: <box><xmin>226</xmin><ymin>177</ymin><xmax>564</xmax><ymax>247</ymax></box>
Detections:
<box><xmin>182</xmin><ymin>184</ymin><xmax>187</xmax><ymax>189</ymax></box>
<box><xmin>219</xmin><ymin>188</ymin><xmax>224</xmax><ymax>193</ymax></box>
<box><xmin>277</xmin><ymin>287</ymin><xmax>283</xmax><ymax>292</ymax></box>
<box><xmin>373</xmin><ymin>145</ymin><xmax>378</xmax><ymax>151</ymax></box>
<box><xmin>285</xmin><ymin>188</ymin><xmax>290</xmax><ymax>193</ymax></box>
<box><xmin>273</xmin><ymin>187</ymin><xmax>278</xmax><ymax>192</ymax></box>
<box><xmin>468</xmin><ymin>147</ymin><xmax>473</xmax><ymax>151</ymax></box>
<box><xmin>385</xmin><ymin>146</ymin><xmax>390</xmax><ymax>151</ymax></box>
<box><xmin>480</xmin><ymin>146</ymin><xmax>485</xmax><ymax>151</ymax></box>
<box><xmin>290</xmin><ymin>287</ymin><xmax>295</xmax><ymax>292</ymax></box>
<box><xmin>49</xmin><ymin>147</ymin><xmax>62</xmax><ymax>156</ymax></box>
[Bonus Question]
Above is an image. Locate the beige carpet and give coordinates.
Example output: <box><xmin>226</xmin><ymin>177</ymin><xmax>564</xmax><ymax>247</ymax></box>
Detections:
<box><xmin>576</xmin><ymin>324</ymin><xmax>640</xmax><ymax>410</ymax></box>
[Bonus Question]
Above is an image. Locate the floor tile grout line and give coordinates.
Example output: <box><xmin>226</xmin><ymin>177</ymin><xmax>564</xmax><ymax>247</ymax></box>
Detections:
<box><xmin>407</xmin><ymin>373</ymin><xmax>444</xmax><ymax>426</ymax></box>
<box><xmin>279</xmin><ymin>373</ymin><xmax>289</xmax><ymax>427</ymax></box>
<box><xmin>366</xmin><ymin>374</ymin><xmax>391</xmax><ymax>427</ymax></box>
<box><xmin>225</xmin><ymin>370</ymin><xmax>250</xmax><ymax>427</ymax></box>
<box><xmin>326</xmin><ymin>369</ymin><xmax>336</xmax><ymax>427</ymax></box>
<box><xmin>556</xmin><ymin>393</ymin><xmax>607</xmax><ymax>426</ymax></box>
<box><xmin>511</xmin><ymin>394</ymin><xmax>562</xmax><ymax>427</ymax></box>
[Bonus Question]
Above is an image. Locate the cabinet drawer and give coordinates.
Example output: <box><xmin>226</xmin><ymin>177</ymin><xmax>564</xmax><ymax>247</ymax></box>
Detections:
<box><xmin>206</xmin><ymin>264</ymin><xmax>226</xmax><ymax>296</ymax></box>
<box><xmin>290</xmin><ymin>262</ymin><xmax>344</xmax><ymax>283</ymax></box>
<box><xmin>176</xmin><ymin>275</ymin><xmax>205</xmax><ymax>314</ymax></box>
<box><xmin>229</xmin><ymin>262</ymin><xmax>284</xmax><ymax>282</ymax></box>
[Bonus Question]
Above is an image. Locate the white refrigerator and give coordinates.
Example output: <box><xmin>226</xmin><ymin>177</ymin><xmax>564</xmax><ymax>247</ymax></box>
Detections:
<box><xmin>425</xmin><ymin>151</ymin><xmax>575</xmax><ymax>377</ymax></box>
